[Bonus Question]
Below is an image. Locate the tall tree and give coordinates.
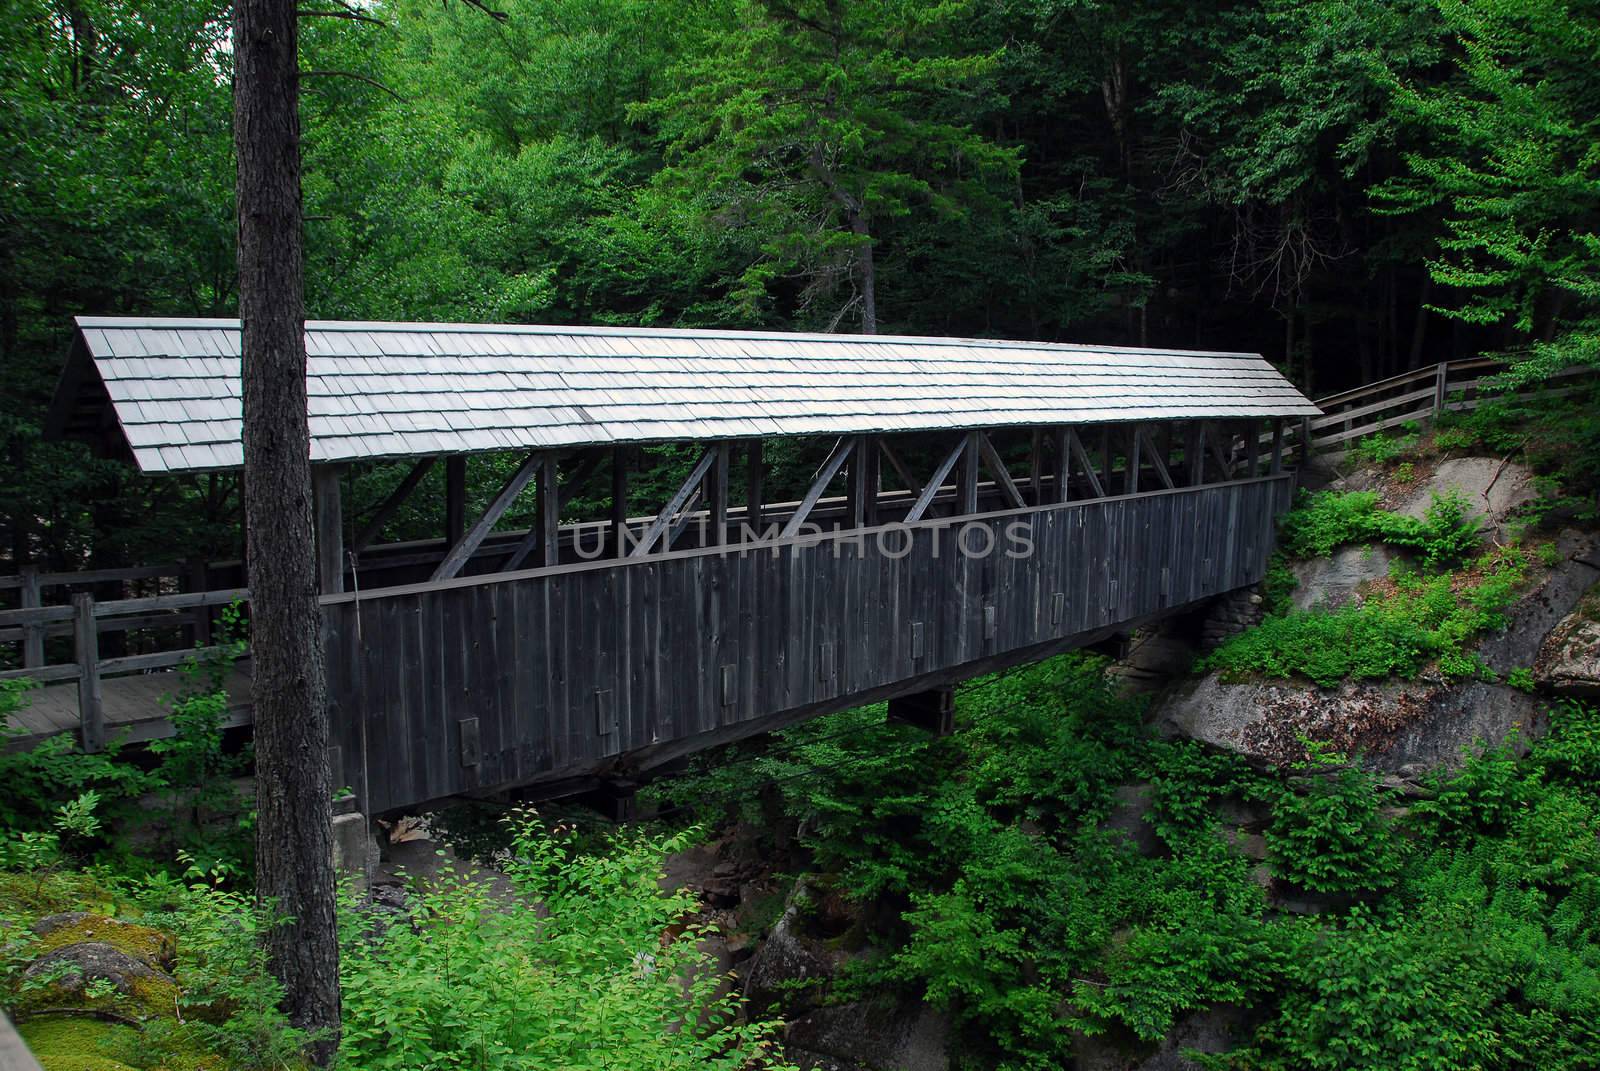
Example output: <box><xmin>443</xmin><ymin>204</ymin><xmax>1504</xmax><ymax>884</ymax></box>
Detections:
<box><xmin>639</xmin><ymin>0</ymin><xmax>1016</xmax><ymax>333</ymax></box>
<box><xmin>233</xmin><ymin>0</ymin><xmax>340</xmax><ymax>1060</ymax></box>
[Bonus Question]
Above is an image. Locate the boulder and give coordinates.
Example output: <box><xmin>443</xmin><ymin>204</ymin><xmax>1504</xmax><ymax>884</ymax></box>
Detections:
<box><xmin>1155</xmin><ymin>674</ymin><xmax>1545</xmax><ymax>772</ymax></box>
<box><xmin>1476</xmin><ymin>530</ymin><xmax>1600</xmax><ymax>674</ymax></box>
<box><xmin>1289</xmin><ymin>545</ymin><xmax>1400</xmax><ymax>611</ymax></box>
<box><xmin>1396</xmin><ymin>457</ymin><xmax>1538</xmax><ymax>540</ymax></box>
<box><xmin>1072</xmin><ymin>1004</ymin><xmax>1253</xmax><ymax>1070</ymax></box>
<box><xmin>1535</xmin><ymin>604</ymin><xmax>1600</xmax><ymax>699</ymax></box>
<box><xmin>742</xmin><ymin>878</ymin><xmax>848</xmax><ymax>1016</ymax></box>
<box><xmin>785</xmin><ymin>998</ymin><xmax>950</xmax><ymax>1071</ymax></box>
<box><xmin>23</xmin><ymin>941</ymin><xmax>178</xmax><ymax>1014</ymax></box>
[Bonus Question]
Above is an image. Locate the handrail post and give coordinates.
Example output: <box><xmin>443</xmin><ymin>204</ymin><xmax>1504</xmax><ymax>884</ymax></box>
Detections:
<box><xmin>1432</xmin><ymin>360</ymin><xmax>1448</xmax><ymax>417</ymax></box>
<box><xmin>184</xmin><ymin>558</ymin><xmax>212</xmax><ymax>646</ymax></box>
<box><xmin>19</xmin><ymin>565</ymin><xmax>44</xmax><ymax>669</ymax></box>
<box><xmin>72</xmin><ymin>593</ymin><xmax>105</xmax><ymax>753</ymax></box>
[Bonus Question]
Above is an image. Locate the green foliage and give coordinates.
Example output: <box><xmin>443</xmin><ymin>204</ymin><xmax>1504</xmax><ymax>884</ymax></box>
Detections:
<box><xmin>1264</xmin><ymin>744</ymin><xmax>1401</xmax><ymax>894</ymax></box>
<box><xmin>337</xmin><ymin>813</ymin><xmax>788</xmax><ymax>1070</ymax></box>
<box><xmin>1202</xmin><ymin>545</ymin><xmax>1527</xmax><ymax>687</ymax></box>
<box><xmin>1277</xmin><ymin>489</ymin><xmax>1483</xmax><ymax>568</ymax></box>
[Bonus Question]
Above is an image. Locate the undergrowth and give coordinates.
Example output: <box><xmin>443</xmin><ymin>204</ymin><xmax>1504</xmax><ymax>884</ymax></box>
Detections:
<box><xmin>655</xmin><ymin>657</ymin><xmax>1600</xmax><ymax>1070</ymax></box>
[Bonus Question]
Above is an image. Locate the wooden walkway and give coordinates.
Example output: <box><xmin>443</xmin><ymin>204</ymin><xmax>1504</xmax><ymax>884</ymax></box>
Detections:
<box><xmin>5</xmin><ymin>663</ymin><xmax>253</xmax><ymax>749</ymax></box>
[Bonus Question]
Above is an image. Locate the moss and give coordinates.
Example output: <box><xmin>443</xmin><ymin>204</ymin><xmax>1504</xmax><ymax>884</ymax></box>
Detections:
<box><xmin>0</xmin><ymin>873</ymin><xmax>117</xmax><ymax>924</ymax></box>
<box><xmin>17</xmin><ymin>1014</ymin><xmax>142</xmax><ymax>1071</ymax></box>
<box><xmin>32</xmin><ymin>917</ymin><xmax>174</xmax><ymax>971</ymax></box>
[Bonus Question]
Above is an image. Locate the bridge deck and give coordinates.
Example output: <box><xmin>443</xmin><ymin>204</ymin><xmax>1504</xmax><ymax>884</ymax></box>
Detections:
<box><xmin>5</xmin><ymin>664</ymin><xmax>254</xmax><ymax>749</ymax></box>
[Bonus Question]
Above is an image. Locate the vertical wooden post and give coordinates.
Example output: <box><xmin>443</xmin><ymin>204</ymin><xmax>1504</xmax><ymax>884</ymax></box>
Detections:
<box><xmin>1298</xmin><ymin>417</ymin><xmax>1313</xmax><ymax>463</ymax></box>
<box><xmin>1100</xmin><ymin>427</ymin><xmax>1113</xmax><ymax>489</ymax></box>
<box><xmin>72</xmin><ymin>593</ymin><xmax>104</xmax><ymax>753</ymax></box>
<box><xmin>862</xmin><ymin>433</ymin><xmax>881</xmax><ymax>526</ymax></box>
<box><xmin>1245</xmin><ymin>419</ymin><xmax>1260</xmax><ymax>478</ymax></box>
<box><xmin>1052</xmin><ymin>427</ymin><xmax>1069</xmax><ymax>503</ymax></box>
<box><xmin>708</xmin><ymin>442</ymin><xmax>730</xmax><ymax>546</ymax></box>
<box><xmin>537</xmin><ymin>454</ymin><xmax>560</xmax><ymax>567</ymax></box>
<box><xmin>19</xmin><ymin>565</ymin><xmax>44</xmax><ymax>669</ymax></box>
<box><xmin>745</xmin><ymin>441</ymin><xmax>764</xmax><ymax>533</ymax></box>
<box><xmin>1433</xmin><ymin>360</ymin><xmax>1449</xmax><ymax>416</ymax></box>
<box><xmin>1270</xmin><ymin>419</ymin><xmax>1286</xmax><ymax>475</ymax></box>
<box><xmin>1126</xmin><ymin>426</ymin><xmax>1141</xmax><ymax>494</ymax></box>
<box><xmin>957</xmin><ymin>431</ymin><xmax>980</xmax><ymax>515</ymax></box>
<box><xmin>185</xmin><ymin>558</ymin><xmax>212</xmax><ymax>645</ymax></box>
<box><xmin>611</xmin><ymin>446</ymin><xmax>630</xmax><ymax>558</ymax></box>
<box><xmin>1182</xmin><ymin>423</ymin><xmax>1200</xmax><ymax>485</ymax></box>
<box><xmin>1028</xmin><ymin>430</ymin><xmax>1044</xmax><ymax>506</ymax></box>
<box><xmin>444</xmin><ymin>454</ymin><xmax>467</xmax><ymax>549</ymax></box>
<box><xmin>312</xmin><ymin>465</ymin><xmax>344</xmax><ymax>594</ymax></box>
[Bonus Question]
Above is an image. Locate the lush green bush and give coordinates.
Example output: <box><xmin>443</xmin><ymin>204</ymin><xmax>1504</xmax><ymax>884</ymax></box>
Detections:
<box><xmin>1264</xmin><ymin>744</ymin><xmax>1401</xmax><ymax>894</ymax></box>
<box><xmin>1200</xmin><ymin>546</ymin><xmax>1527</xmax><ymax>687</ymax></box>
<box><xmin>338</xmin><ymin>813</ymin><xmax>788</xmax><ymax>1071</ymax></box>
<box><xmin>1278</xmin><ymin>489</ymin><xmax>1483</xmax><ymax>568</ymax></box>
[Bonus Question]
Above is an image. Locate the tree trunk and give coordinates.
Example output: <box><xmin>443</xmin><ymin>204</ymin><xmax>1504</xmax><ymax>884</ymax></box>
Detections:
<box><xmin>233</xmin><ymin>0</ymin><xmax>341</xmax><ymax>1062</ymax></box>
<box><xmin>851</xmin><ymin>213</ymin><xmax>877</xmax><ymax>334</ymax></box>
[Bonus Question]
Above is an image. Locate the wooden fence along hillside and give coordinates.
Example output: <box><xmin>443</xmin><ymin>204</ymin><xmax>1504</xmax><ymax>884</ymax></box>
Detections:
<box><xmin>1296</xmin><ymin>356</ymin><xmax>1595</xmax><ymax>458</ymax></box>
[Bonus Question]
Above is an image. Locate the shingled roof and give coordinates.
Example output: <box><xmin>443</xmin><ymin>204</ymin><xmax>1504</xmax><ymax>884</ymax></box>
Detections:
<box><xmin>49</xmin><ymin>317</ymin><xmax>1321</xmax><ymax>474</ymax></box>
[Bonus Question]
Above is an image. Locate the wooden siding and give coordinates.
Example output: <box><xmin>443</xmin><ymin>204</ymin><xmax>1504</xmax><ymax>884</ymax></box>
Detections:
<box><xmin>324</xmin><ymin>475</ymin><xmax>1292</xmax><ymax>813</ymax></box>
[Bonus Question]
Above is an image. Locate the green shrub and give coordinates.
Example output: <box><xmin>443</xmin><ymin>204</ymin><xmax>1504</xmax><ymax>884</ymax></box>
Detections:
<box><xmin>1277</xmin><ymin>490</ymin><xmax>1482</xmax><ymax>568</ymax></box>
<box><xmin>337</xmin><ymin>814</ymin><xmax>786</xmax><ymax>1071</ymax></box>
<box><xmin>1201</xmin><ymin>546</ymin><xmax>1526</xmax><ymax>687</ymax></box>
<box><xmin>1264</xmin><ymin>745</ymin><xmax>1401</xmax><ymax>895</ymax></box>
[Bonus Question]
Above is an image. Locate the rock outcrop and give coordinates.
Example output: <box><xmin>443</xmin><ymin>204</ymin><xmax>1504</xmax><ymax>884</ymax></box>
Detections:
<box><xmin>1536</xmin><ymin>602</ymin><xmax>1600</xmax><ymax>699</ymax></box>
<box><xmin>1156</xmin><ymin>672</ymin><xmax>1547</xmax><ymax>772</ymax></box>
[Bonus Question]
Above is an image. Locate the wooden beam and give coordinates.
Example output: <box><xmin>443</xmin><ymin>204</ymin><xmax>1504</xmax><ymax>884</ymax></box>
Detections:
<box><xmin>1100</xmin><ymin>428</ymin><xmax>1113</xmax><ymax>488</ymax></box>
<box><xmin>1270</xmin><ymin>419</ymin><xmax>1286</xmax><ymax>475</ymax></box>
<box><xmin>498</xmin><ymin>451</ymin><xmax>603</xmax><ymax>571</ymax></box>
<box><xmin>780</xmin><ymin>437</ymin><xmax>856</xmax><ymax>538</ymax></box>
<box><xmin>1245</xmin><ymin>419</ymin><xmax>1260</xmax><ymax>477</ymax></box>
<box><xmin>1204</xmin><ymin>421</ymin><xmax>1231</xmax><ymax>477</ymax></box>
<box><xmin>353</xmin><ymin>457</ymin><xmax>436</xmax><ymax>553</ymax></box>
<box><xmin>847</xmin><ymin>434</ymin><xmax>880</xmax><ymax>527</ymax></box>
<box><xmin>1126</xmin><ymin>426</ymin><xmax>1141</xmax><ymax>495</ymax></box>
<box><xmin>444</xmin><ymin>454</ymin><xmax>467</xmax><ymax>547</ymax></box>
<box><xmin>73</xmin><ymin>593</ymin><xmax>104</xmax><ymax>753</ymax></box>
<box><xmin>1052</xmin><ymin>427</ymin><xmax>1069</xmax><ymax>503</ymax></box>
<box><xmin>665</xmin><ymin>486</ymin><xmax>706</xmax><ymax>550</ymax></box>
<box><xmin>1029</xmin><ymin>430</ymin><xmax>1044</xmax><ymax>506</ymax></box>
<box><xmin>708</xmin><ymin>442</ymin><xmax>730</xmax><ymax>546</ymax></box>
<box><xmin>313</xmin><ymin>465</ymin><xmax>344</xmax><ymax>594</ymax></box>
<box><xmin>1185</xmin><ymin>423</ymin><xmax>1205</xmax><ymax>486</ymax></box>
<box><xmin>537</xmin><ymin>454</ymin><xmax>560</xmax><ymax>567</ymax></box>
<box><xmin>1067</xmin><ymin>429</ymin><xmax>1105</xmax><ymax>498</ymax></box>
<box><xmin>630</xmin><ymin>447</ymin><xmax>718</xmax><ymax>557</ymax></box>
<box><xmin>879</xmin><ymin>439</ymin><xmax>917</xmax><ymax>492</ymax></box>
<box><xmin>746</xmin><ymin>441</ymin><xmax>764</xmax><ymax>530</ymax></box>
<box><xmin>1139</xmin><ymin>427</ymin><xmax>1175</xmax><ymax>489</ymax></box>
<box><xmin>976</xmin><ymin>431</ymin><xmax>1026</xmax><ymax>509</ymax></box>
<box><xmin>611</xmin><ymin>446</ymin><xmax>630</xmax><ymax>558</ymax></box>
<box><xmin>904</xmin><ymin>438</ymin><xmax>967</xmax><ymax>524</ymax></box>
<box><xmin>956</xmin><ymin>431</ymin><xmax>980</xmax><ymax>515</ymax></box>
<box><xmin>18</xmin><ymin>565</ymin><xmax>44</xmax><ymax>668</ymax></box>
<box><xmin>431</xmin><ymin>451</ymin><xmax>544</xmax><ymax>582</ymax></box>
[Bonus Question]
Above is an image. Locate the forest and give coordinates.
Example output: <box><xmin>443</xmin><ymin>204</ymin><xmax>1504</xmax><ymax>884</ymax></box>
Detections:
<box><xmin>4</xmin><ymin>0</ymin><xmax>1600</xmax><ymax>1069</ymax></box>
<box><xmin>4</xmin><ymin>0</ymin><xmax>1599</xmax><ymax>572</ymax></box>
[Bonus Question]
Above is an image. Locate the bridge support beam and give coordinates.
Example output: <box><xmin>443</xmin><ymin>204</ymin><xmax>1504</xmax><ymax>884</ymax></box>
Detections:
<box><xmin>887</xmin><ymin>688</ymin><xmax>955</xmax><ymax>737</ymax></box>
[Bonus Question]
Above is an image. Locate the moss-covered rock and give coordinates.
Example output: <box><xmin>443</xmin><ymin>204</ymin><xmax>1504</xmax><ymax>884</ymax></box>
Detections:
<box><xmin>16</xmin><ymin>1014</ymin><xmax>142</xmax><ymax>1071</ymax></box>
<box><xmin>18</xmin><ymin>941</ymin><xmax>180</xmax><ymax>1022</ymax></box>
<box><xmin>31</xmin><ymin>915</ymin><xmax>175</xmax><ymax>973</ymax></box>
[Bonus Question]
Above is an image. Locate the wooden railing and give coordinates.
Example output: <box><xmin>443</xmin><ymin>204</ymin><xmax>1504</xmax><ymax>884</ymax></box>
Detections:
<box><xmin>0</xmin><ymin>569</ymin><xmax>246</xmax><ymax>750</ymax></box>
<box><xmin>1297</xmin><ymin>357</ymin><xmax>1595</xmax><ymax>458</ymax></box>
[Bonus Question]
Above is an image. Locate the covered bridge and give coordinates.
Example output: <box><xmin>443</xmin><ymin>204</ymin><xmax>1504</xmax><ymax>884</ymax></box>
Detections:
<box><xmin>14</xmin><ymin>317</ymin><xmax>1319</xmax><ymax>814</ymax></box>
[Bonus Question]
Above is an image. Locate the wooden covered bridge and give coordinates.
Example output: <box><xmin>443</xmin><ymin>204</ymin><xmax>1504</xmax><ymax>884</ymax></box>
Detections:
<box><xmin>5</xmin><ymin>318</ymin><xmax>1318</xmax><ymax>814</ymax></box>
